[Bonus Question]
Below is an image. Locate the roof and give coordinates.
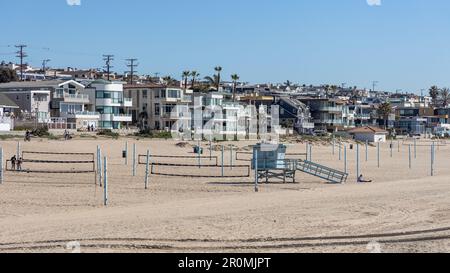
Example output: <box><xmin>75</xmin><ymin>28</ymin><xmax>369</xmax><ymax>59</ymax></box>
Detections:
<box><xmin>0</xmin><ymin>93</ymin><xmax>19</xmax><ymax>108</ymax></box>
<box><xmin>0</xmin><ymin>80</ymin><xmax>64</xmax><ymax>89</ymax></box>
<box><xmin>347</xmin><ymin>126</ymin><xmax>388</xmax><ymax>134</ymax></box>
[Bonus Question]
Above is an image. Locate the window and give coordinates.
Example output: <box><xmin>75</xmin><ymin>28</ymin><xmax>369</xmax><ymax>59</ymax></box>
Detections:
<box><xmin>155</xmin><ymin>103</ymin><xmax>160</xmax><ymax>115</ymax></box>
<box><xmin>167</xmin><ymin>89</ymin><xmax>180</xmax><ymax>98</ymax></box>
<box><xmin>160</xmin><ymin>90</ymin><xmax>166</xmax><ymax>98</ymax></box>
<box><xmin>142</xmin><ymin>90</ymin><xmax>148</xmax><ymax>99</ymax></box>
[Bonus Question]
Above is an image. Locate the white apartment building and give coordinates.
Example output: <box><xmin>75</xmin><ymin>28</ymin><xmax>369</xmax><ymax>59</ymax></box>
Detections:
<box><xmin>85</xmin><ymin>80</ymin><xmax>132</xmax><ymax>130</ymax></box>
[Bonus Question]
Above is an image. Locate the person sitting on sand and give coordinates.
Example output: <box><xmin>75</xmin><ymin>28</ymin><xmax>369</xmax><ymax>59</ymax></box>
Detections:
<box><xmin>358</xmin><ymin>174</ymin><xmax>372</xmax><ymax>183</ymax></box>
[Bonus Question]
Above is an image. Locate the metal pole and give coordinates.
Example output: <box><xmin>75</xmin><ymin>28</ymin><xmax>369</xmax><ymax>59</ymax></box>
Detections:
<box><xmin>97</xmin><ymin>146</ymin><xmax>102</xmax><ymax>187</ymax></box>
<box><xmin>332</xmin><ymin>137</ymin><xmax>335</xmax><ymax>155</ymax></box>
<box><xmin>17</xmin><ymin>141</ymin><xmax>21</xmax><ymax>159</ymax></box>
<box><xmin>309</xmin><ymin>144</ymin><xmax>312</xmax><ymax>162</ymax></box>
<box><xmin>198</xmin><ymin>140</ymin><xmax>201</xmax><ymax>169</ymax></box>
<box><xmin>408</xmin><ymin>144</ymin><xmax>412</xmax><ymax>169</ymax></box>
<box><xmin>125</xmin><ymin>141</ymin><xmax>128</xmax><ymax>165</ymax></box>
<box><xmin>398</xmin><ymin>140</ymin><xmax>400</xmax><ymax>153</ymax></box>
<box><xmin>103</xmin><ymin>156</ymin><xmax>108</xmax><ymax>206</ymax></box>
<box><xmin>209</xmin><ymin>139</ymin><xmax>212</xmax><ymax>160</ymax></box>
<box><xmin>339</xmin><ymin>142</ymin><xmax>342</xmax><ymax>161</ymax></box>
<box><xmin>132</xmin><ymin>143</ymin><xmax>136</xmax><ymax>176</ymax></box>
<box><xmin>356</xmin><ymin>143</ymin><xmax>360</xmax><ymax>181</ymax></box>
<box><xmin>230</xmin><ymin>145</ymin><xmax>233</xmax><ymax>170</ymax></box>
<box><xmin>254</xmin><ymin>151</ymin><xmax>258</xmax><ymax>192</ymax></box>
<box><xmin>414</xmin><ymin>139</ymin><xmax>417</xmax><ymax>159</ymax></box>
<box><xmin>365</xmin><ymin>140</ymin><xmax>368</xmax><ymax>162</ymax></box>
<box><xmin>145</xmin><ymin>150</ymin><xmax>150</xmax><ymax>189</ymax></box>
<box><xmin>377</xmin><ymin>142</ymin><xmax>380</xmax><ymax>168</ymax></box>
<box><xmin>221</xmin><ymin>145</ymin><xmax>224</xmax><ymax>177</ymax></box>
<box><xmin>344</xmin><ymin>145</ymin><xmax>347</xmax><ymax>174</ymax></box>
<box><xmin>431</xmin><ymin>143</ymin><xmax>434</xmax><ymax>176</ymax></box>
<box><xmin>0</xmin><ymin>147</ymin><xmax>3</xmax><ymax>184</ymax></box>
<box><xmin>390</xmin><ymin>140</ymin><xmax>393</xmax><ymax>158</ymax></box>
<box><xmin>306</xmin><ymin>143</ymin><xmax>309</xmax><ymax>161</ymax></box>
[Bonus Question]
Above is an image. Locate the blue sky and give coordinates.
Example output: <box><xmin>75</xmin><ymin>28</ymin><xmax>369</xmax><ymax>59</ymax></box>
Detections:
<box><xmin>2</xmin><ymin>0</ymin><xmax>450</xmax><ymax>93</ymax></box>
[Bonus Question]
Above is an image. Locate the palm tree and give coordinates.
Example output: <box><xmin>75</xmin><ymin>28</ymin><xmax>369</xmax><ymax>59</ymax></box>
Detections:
<box><xmin>214</xmin><ymin>66</ymin><xmax>222</xmax><ymax>91</ymax></box>
<box><xmin>138</xmin><ymin>111</ymin><xmax>149</xmax><ymax>131</ymax></box>
<box><xmin>440</xmin><ymin>88</ymin><xmax>450</xmax><ymax>107</ymax></box>
<box><xmin>377</xmin><ymin>102</ymin><xmax>392</xmax><ymax>130</ymax></box>
<box><xmin>429</xmin><ymin>86</ymin><xmax>440</xmax><ymax>107</ymax></box>
<box><xmin>231</xmin><ymin>74</ymin><xmax>240</xmax><ymax>102</ymax></box>
<box><xmin>190</xmin><ymin>71</ymin><xmax>199</xmax><ymax>89</ymax></box>
<box><xmin>182</xmin><ymin>71</ymin><xmax>190</xmax><ymax>90</ymax></box>
<box><xmin>204</xmin><ymin>75</ymin><xmax>220</xmax><ymax>91</ymax></box>
<box><xmin>163</xmin><ymin>76</ymin><xmax>175</xmax><ymax>86</ymax></box>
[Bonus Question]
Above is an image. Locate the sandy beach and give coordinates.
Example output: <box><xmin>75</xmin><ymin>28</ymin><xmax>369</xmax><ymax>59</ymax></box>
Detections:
<box><xmin>0</xmin><ymin>137</ymin><xmax>449</xmax><ymax>253</ymax></box>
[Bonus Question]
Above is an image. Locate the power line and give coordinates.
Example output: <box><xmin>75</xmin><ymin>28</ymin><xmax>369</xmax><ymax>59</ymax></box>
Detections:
<box><xmin>15</xmin><ymin>44</ymin><xmax>28</xmax><ymax>81</ymax></box>
<box><xmin>125</xmin><ymin>58</ymin><xmax>138</xmax><ymax>85</ymax></box>
<box><xmin>102</xmin><ymin>54</ymin><xmax>114</xmax><ymax>81</ymax></box>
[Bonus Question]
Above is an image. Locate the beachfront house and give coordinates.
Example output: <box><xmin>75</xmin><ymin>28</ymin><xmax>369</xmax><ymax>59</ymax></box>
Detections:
<box><xmin>347</xmin><ymin>126</ymin><xmax>388</xmax><ymax>143</ymax></box>
<box><xmin>0</xmin><ymin>93</ymin><xmax>19</xmax><ymax>131</ymax></box>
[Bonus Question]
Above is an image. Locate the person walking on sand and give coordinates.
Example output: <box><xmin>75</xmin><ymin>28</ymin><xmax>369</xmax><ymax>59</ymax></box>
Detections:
<box><xmin>10</xmin><ymin>155</ymin><xmax>16</xmax><ymax>171</ymax></box>
<box><xmin>17</xmin><ymin>157</ymin><xmax>23</xmax><ymax>171</ymax></box>
<box><xmin>358</xmin><ymin>174</ymin><xmax>372</xmax><ymax>183</ymax></box>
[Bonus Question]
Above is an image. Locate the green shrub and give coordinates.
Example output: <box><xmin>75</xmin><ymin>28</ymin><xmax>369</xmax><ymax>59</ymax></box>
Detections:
<box><xmin>97</xmin><ymin>129</ymin><xmax>120</xmax><ymax>139</ymax></box>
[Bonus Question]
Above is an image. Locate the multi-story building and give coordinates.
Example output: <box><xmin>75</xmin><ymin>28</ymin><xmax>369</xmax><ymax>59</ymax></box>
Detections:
<box><xmin>85</xmin><ymin>80</ymin><xmax>132</xmax><ymax>130</ymax></box>
<box><xmin>276</xmin><ymin>97</ymin><xmax>314</xmax><ymax>134</ymax></box>
<box><xmin>0</xmin><ymin>81</ymin><xmax>51</xmax><ymax>123</ymax></box>
<box><xmin>297</xmin><ymin>98</ymin><xmax>347</xmax><ymax>132</ymax></box>
<box><xmin>124</xmin><ymin>84</ymin><xmax>192</xmax><ymax>130</ymax></box>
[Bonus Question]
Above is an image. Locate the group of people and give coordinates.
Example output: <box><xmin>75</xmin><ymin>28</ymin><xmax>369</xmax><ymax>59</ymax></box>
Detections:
<box><xmin>10</xmin><ymin>156</ymin><xmax>23</xmax><ymax>171</ymax></box>
<box><xmin>86</xmin><ymin>125</ymin><xmax>95</xmax><ymax>132</ymax></box>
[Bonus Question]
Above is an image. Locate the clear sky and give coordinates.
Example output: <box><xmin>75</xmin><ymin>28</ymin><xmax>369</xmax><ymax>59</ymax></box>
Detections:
<box><xmin>1</xmin><ymin>0</ymin><xmax>450</xmax><ymax>93</ymax></box>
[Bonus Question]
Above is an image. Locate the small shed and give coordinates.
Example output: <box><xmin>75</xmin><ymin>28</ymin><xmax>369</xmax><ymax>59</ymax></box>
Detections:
<box><xmin>347</xmin><ymin>126</ymin><xmax>388</xmax><ymax>143</ymax></box>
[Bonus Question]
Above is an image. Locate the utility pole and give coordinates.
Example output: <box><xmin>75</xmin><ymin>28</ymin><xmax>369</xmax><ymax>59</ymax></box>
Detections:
<box><xmin>125</xmin><ymin>58</ymin><xmax>138</xmax><ymax>85</ymax></box>
<box><xmin>15</xmin><ymin>44</ymin><xmax>27</xmax><ymax>81</ymax></box>
<box><xmin>372</xmin><ymin>81</ymin><xmax>379</xmax><ymax>92</ymax></box>
<box><xmin>42</xmin><ymin>59</ymin><xmax>51</xmax><ymax>75</ymax></box>
<box><xmin>102</xmin><ymin>54</ymin><xmax>114</xmax><ymax>81</ymax></box>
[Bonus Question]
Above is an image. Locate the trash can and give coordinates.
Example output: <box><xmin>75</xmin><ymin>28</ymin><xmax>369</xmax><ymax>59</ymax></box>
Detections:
<box><xmin>122</xmin><ymin>150</ymin><xmax>127</xmax><ymax>158</ymax></box>
<box><xmin>193</xmin><ymin>146</ymin><xmax>203</xmax><ymax>154</ymax></box>
<box><xmin>350</xmin><ymin>144</ymin><xmax>354</xmax><ymax>150</ymax></box>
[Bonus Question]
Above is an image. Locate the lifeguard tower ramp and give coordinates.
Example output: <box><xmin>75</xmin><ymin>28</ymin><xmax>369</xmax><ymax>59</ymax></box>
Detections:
<box><xmin>297</xmin><ymin>160</ymin><xmax>348</xmax><ymax>184</ymax></box>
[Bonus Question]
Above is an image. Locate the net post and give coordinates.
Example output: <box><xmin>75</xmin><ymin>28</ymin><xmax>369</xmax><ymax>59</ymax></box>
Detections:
<box><xmin>0</xmin><ymin>147</ymin><xmax>3</xmax><ymax>184</ymax></box>
<box><xmin>344</xmin><ymin>144</ymin><xmax>347</xmax><ymax>174</ymax></box>
<box><xmin>377</xmin><ymin>142</ymin><xmax>380</xmax><ymax>168</ymax></box>
<box><xmin>198</xmin><ymin>140</ymin><xmax>201</xmax><ymax>169</ymax></box>
<box><xmin>409</xmin><ymin>144</ymin><xmax>412</xmax><ymax>169</ymax></box>
<box><xmin>132</xmin><ymin>143</ymin><xmax>136</xmax><ymax>177</ymax></box>
<box><xmin>103</xmin><ymin>156</ymin><xmax>108</xmax><ymax>206</ymax></box>
<box><xmin>125</xmin><ymin>141</ymin><xmax>128</xmax><ymax>165</ymax></box>
<box><xmin>230</xmin><ymin>145</ymin><xmax>233</xmax><ymax>170</ymax></box>
<box><xmin>356</xmin><ymin>143</ymin><xmax>360</xmax><ymax>182</ymax></box>
<box><xmin>365</xmin><ymin>140</ymin><xmax>368</xmax><ymax>162</ymax></box>
<box><xmin>254</xmin><ymin>151</ymin><xmax>258</xmax><ymax>192</ymax></box>
<box><xmin>414</xmin><ymin>138</ymin><xmax>417</xmax><ymax>159</ymax></box>
<box><xmin>145</xmin><ymin>149</ymin><xmax>150</xmax><ymax>190</ymax></box>
<box><xmin>221</xmin><ymin>145</ymin><xmax>224</xmax><ymax>177</ymax></box>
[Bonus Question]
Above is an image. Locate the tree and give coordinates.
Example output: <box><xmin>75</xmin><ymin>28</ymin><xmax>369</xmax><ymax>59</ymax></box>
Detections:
<box><xmin>0</xmin><ymin>68</ymin><xmax>18</xmax><ymax>83</ymax></box>
<box><xmin>204</xmin><ymin>75</ymin><xmax>220</xmax><ymax>91</ymax></box>
<box><xmin>182</xmin><ymin>71</ymin><xmax>190</xmax><ymax>90</ymax></box>
<box><xmin>163</xmin><ymin>76</ymin><xmax>176</xmax><ymax>86</ymax></box>
<box><xmin>377</xmin><ymin>102</ymin><xmax>392</xmax><ymax>129</ymax></box>
<box><xmin>138</xmin><ymin>111</ymin><xmax>149</xmax><ymax>130</ymax></box>
<box><xmin>190</xmin><ymin>71</ymin><xmax>200</xmax><ymax>89</ymax></box>
<box><xmin>214</xmin><ymin>66</ymin><xmax>222</xmax><ymax>91</ymax></box>
<box><xmin>440</xmin><ymin>88</ymin><xmax>450</xmax><ymax>107</ymax></box>
<box><xmin>231</xmin><ymin>74</ymin><xmax>240</xmax><ymax>102</ymax></box>
<box><xmin>429</xmin><ymin>86</ymin><xmax>440</xmax><ymax>107</ymax></box>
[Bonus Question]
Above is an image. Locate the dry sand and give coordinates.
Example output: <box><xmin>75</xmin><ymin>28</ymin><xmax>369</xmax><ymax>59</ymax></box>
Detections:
<box><xmin>0</xmin><ymin>137</ymin><xmax>449</xmax><ymax>253</ymax></box>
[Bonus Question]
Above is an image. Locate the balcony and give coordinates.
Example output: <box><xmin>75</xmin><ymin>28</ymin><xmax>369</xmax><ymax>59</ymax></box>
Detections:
<box><xmin>54</xmin><ymin>90</ymin><xmax>90</xmax><ymax>104</ymax></box>
<box><xmin>123</xmin><ymin>98</ymin><xmax>133</xmax><ymax>107</ymax></box>
<box><xmin>63</xmin><ymin>111</ymin><xmax>101</xmax><ymax>119</ymax></box>
<box><xmin>112</xmin><ymin>114</ymin><xmax>132</xmax><ymax>122</ymax></box>
<box><xmin>314</xmin><ymin>119</ymin><xmax>343</xmax><ymax>125</ymax></box>
<box><xmin>318</xmin><ymin>106</ymin><xmax>343</xmax><ymax>113</ymax></box>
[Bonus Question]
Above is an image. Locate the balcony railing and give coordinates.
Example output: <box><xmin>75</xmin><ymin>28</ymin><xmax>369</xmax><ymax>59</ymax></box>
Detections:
<box><xmin>318</xmin><ymin>107</ymin><xmax>343</xmax><ymax>112</ymax></box>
